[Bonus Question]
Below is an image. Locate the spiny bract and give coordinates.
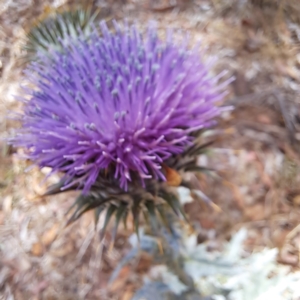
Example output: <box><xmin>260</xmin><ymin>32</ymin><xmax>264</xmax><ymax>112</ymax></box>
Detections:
<box><xmin>24</xmin><ymin>6</ymin><xmax>101</xmax><ymax>61</ymax></box>
<box><xmin>13</xmin><ymin>21</ymin><xmax>230</xmax><ymax>231</ymax></box>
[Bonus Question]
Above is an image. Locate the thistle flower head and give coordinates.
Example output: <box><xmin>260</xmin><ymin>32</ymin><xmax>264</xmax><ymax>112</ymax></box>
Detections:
<box><xmin>15</xmin><ymin>21</ymin><xmax>227</xmax><ymax>194</ymax></box>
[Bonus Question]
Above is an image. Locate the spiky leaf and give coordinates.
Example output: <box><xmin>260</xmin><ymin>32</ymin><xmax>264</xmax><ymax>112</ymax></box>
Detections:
<box><xmin>100</xmin><ymin>204</ymin><xmax>117</xmax><ymax>241</ymax></box>
<box><xmin>111</xmin><ymin>203</ymin><xmax>127</xmax><ymax>242</ymax></box>
<box><xmin>24</xmin><ymin>6</ymin><xmax>103</xmax><ymax>62</ymax></box>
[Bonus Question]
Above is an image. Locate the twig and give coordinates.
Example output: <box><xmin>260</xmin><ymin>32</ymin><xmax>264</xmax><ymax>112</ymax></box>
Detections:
<box><xmin>227</xmin><ymin>88</ymin><xmax>280</xmax><ymax>106</ymax></box>
<box><xmin>272</xmin><ymin>91</ymin><xmax>296</xmax><ymax>145</ymax></box>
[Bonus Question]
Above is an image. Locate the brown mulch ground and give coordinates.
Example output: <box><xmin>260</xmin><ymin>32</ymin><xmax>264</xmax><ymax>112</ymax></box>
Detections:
<box><xmin>1</xmin><ymin>0</ymin><xmax>300</xmax><ymax>299</ymax></box>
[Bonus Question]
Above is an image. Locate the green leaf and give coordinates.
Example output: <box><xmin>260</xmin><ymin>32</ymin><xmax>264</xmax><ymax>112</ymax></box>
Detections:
<box><xmin>100</xmin><ymin>204</ymin><xmax>117</xmax><ymax>241</ymax></box>
<box><xmin>94</xmin><ymin>205</ymin><xmax>106</xmax><ymax>229</ymax></box>
<box><xmin>44</xmin><ymin>180</ymin><xmax>66</xmax><ymax>195</ymax></box>
<box><xmin>132</xmin><ymin>200</ymin><xmax>141</xmax><ymax>239</ymax></box>
<box><xmin>145</xmin><ymin>200</ymin><xmax>159</xmax><ymax>232</ymax></box>
<box><xmin>66</xmin><ymin>194</ymin><xmax>111</xmax><ymax>226</ymax></box>
<box><xmin>24</xmin><ymin>6</ymin><xmax>104</xmax><ymax>62</ymax></box>
<box><xmin>156</xmin><ymin>204</ymin><xmax>170</xmax><ymax>229</ymax></box>
<box><xmin>160</xmin><ymin>191</ymin><xmax>188</xmax><ymax>222</ymax></box>
<box><xmin>175</xmin><ymin>158</ymin><xmax>194</xmax><ymax>170</ymax></box>
<box><xmin>160</xmin><ymin>191</ymin><xmax>179</xmax><ymax>216</ymax></box>
<box><xmin>183</xmin><ymin>164</ymin><xmax>215</xmax><ymax>174</ymax></box>
<box><xmin>178</xmin><ymin>141</ymin><xmax>214</xmax><ymax>163</ymax></box>
<box><xmin>122</xmin><ymin>209</ymin><xmax>128</xmax><ymax>230</ymax></box>
<box><xmin>44</xmin><ymin>178</ymin><xmax>82</xmax><ymax>196</ymax></box>
<box><xmin>111</xmin><ymin>203</ymin><xmax>127</xmax><ymax>242</ymax></box>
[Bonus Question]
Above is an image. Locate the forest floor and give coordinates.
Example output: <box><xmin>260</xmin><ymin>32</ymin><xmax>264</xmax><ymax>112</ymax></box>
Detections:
<box><xmin>1</xmin><ymin>0</ymin><xmax>300</xmax><ymax>299</ymax></box>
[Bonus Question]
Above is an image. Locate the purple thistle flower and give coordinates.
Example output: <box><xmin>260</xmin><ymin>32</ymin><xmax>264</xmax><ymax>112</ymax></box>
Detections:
<box><xmin>14</xmin><ymin>21</ymin><xmax>228</xmax><ymax>194</ymax></box>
